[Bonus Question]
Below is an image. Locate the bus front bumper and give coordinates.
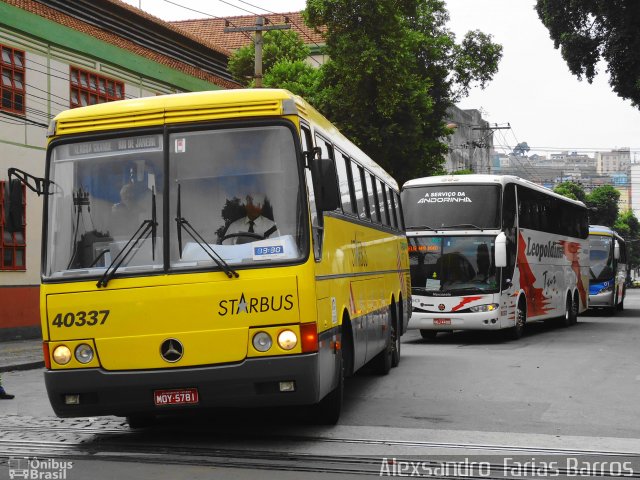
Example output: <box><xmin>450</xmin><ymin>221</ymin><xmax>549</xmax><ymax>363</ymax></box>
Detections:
<box><xmin>44</xmin><ymin>353</ymin><xmax>320</xmax><ymax>418</ymax></box>
<box><xmin>408</xmin><ymin>310</ymin><xmax>502</xmax><ymax>331</ymax></box>
<box><xmin>588</xmin><ymin>291</ymin><xmax>614</xmax><ymax>308</ymax></box>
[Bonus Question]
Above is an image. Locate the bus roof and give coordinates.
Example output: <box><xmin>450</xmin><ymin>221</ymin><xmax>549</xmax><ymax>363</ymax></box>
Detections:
<box><xmin>402</xmin><ymin>174</ymin><xmax>586</xmax><ymax>208</ymax></box>
<box><xmin>589</xmin><ymin>225</ymin><xmax>624</xmax><ymax>240</ymax></box>
<box><xmin>51</xmin><ymin>88</ymin><xmax>398</xmax><ymax>189</ymax></box>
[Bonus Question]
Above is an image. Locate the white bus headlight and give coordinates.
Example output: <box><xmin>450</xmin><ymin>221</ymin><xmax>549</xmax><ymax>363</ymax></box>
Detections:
<box><xmin>469</xmin><ymin>303</ymin><xmax>499</xmax><ymax>313</ymax></box>
<box><xmin>277</xmin><ymin>330</ymin><xmax>298</xmax><ymax>350</ymax></box>
<box><xmin>74</xmin><ymin>344</ymin><xmax>94</xmax><ymax>364</ymax></box>
<box><xmin>252</xmin><ymin>332</ymin><xmax>272</xmax><ymax>352</ymax></box>
<box><xmin>52</xmin><ymin>345</ymin><xmax>72</xmax><ymax>365</ymax></box>
<box><xmin>598</xmin><ymin>285</ymin><xmax>613</xmax><ymax>294</ymax></box>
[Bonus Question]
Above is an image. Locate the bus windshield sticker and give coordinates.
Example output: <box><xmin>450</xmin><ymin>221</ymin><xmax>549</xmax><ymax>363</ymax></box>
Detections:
<box><xmin>426</xmin><ymin>278</ymin><xmax>441</xmax><ymax>290</ymax></box>
<box><xmin>175</xmin><ymin>138</ymin><xmax>186</xmax><ymax>153</ymax></box>
<box><xmin>417</xmin><ymin>190</ymin><xmax>472</xmax><ymax>204</ymax></box>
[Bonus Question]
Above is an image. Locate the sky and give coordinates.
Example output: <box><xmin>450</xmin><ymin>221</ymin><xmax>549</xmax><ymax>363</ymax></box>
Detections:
<box><xmin>122</xmin><ymin>0</ymin><xmax>640</xmax><ymax>160</ymax></box>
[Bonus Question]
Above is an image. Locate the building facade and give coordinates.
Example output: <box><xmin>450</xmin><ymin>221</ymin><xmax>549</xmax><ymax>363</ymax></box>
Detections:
<box><xmin>444</xmin><ymin>107</ymin><xmax>493</xmax><ymax>174</ymax></box>
<box><xmin>0</xmin><ymin>0</ymin><xmax>236</xmax><ymax>339</ymax></box>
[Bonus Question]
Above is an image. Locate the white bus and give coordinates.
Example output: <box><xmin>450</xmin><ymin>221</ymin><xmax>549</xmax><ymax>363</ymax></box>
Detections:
<box><xmin>401</xmin><ymin>175</ymin><xmax>589</xmax><ymax>340</ymax></box>
<box><xmin>588</xmin><ymin>225</ymin><xmax>628</xmax><ymax>312</ymax></box>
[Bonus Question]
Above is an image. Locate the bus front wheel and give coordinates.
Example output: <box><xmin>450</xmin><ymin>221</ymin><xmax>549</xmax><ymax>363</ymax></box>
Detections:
<box><xmin>509</xmin><ymin>301</ymin><xmax>526</xmax><ymax>340</ymax></box>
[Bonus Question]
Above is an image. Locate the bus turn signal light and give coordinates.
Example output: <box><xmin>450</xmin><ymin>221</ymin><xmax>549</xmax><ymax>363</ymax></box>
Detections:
<box><xmin>300</xmin><ymin>323</ymin><xmax>318</xmax><ymax>353</ymax></box>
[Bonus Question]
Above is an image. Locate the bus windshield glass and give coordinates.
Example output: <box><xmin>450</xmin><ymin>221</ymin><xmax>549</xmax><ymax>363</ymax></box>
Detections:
<box><xmin>169</xmin><ymin>125</ymin><xmax>304</xmax><ymax>270</ymax></box>
<box><xmin>44</xmin><ymin>125</ymin><xmax>305</xmax><ymax>279</ymax></box>
<box><xmin>402</xmin><ymin>184</ymin><xmax>501</xmax><ymax>230</ymax></box>
<box><xmin>408</xmin><ymin>235</ymin><xmax>499</xmax><ymax>294</ymax></box>
<box><xmin>589</xmin><ymin>234</ymin><xmax>613</xmax><ymax>282</ymax></box>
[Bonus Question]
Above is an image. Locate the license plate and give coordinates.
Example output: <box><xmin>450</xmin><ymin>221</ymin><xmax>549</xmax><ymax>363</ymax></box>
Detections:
<box><xmin>154</xmin><ymin>388</ymin><xmax>199</xmax><ymax>406</ymax></box>
<box><xmin>433</xmin><ymin>318</ymin><xmax>451</xmax><ymax>325</ymax></box>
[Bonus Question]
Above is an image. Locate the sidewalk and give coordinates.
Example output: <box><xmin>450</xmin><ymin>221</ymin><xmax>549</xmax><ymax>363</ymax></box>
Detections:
<box><xmin>0</xmin><ymin>339</ymin><xmax>44</xmax><ymax>372</ymax></box>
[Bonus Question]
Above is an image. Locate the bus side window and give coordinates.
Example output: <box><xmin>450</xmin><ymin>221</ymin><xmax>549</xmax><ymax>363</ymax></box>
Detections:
<box><xmin>502</xmin><ymin>183</ymin><xmax>517</xmax><ymax>288</ymax></box>
<box><xmin>367</xmin><ymin>173</ymin><xmax>381</xmax><ymax>223</ymax></box>
<box><xmin>305</xmin><ymin>126</ymin><xmax>323</xmax><ymax>261</ymax></box>
<box><xmin>343</xmin><ymin>154</ymin><xmax>358</xmax><ymax>216</ymax></box>
<box><xmin>351</xmin><ymin>161</ymin><xmax>367</xmax><ymax>220</ymax></box>
<box><xmin>388</xmin><ymin>186</ymin><xmax>398</xmax><ymax>230</ymax></box>
<box><xmin>395</xmin><ymin>191</ymin><xmax>404</xmax><ymax>231</ymax></box>
<box><xmin>379</xmin><ymin>180</ymin><xmax>391</xmax><ymax>226</ymax></box>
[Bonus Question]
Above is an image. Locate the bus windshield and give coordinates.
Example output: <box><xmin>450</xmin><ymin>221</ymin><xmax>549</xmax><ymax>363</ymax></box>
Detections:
<box><xmin>408</xmin><ymin>235</ymin><xmax>499</xmax><ymax>294</ymax></box>
<box><xmin>589</xmin><ymin>234</ymin><xmax>613</xmax><ymax>282</ymax></box>
<box><xmin>44</xmin><ymin>125</ymin><xmax>305</xmax><ymax>279</ymax></box>
<box><xmin>402</xmin><ymin>184</ymin><xmax>501</xmax><ymax>230</ymax></box>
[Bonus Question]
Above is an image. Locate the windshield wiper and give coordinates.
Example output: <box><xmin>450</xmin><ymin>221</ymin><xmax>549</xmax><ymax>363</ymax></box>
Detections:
<box><xmin>175</xmin><ymin>184</ymin><xmax>238</xmax><ymax>279</ymax></box>
<box><xmin>96</xmin><ymin>188</ymin><xmax>157</xmax><ymax>288</ymax></box>
<box><xmin>406</xmin><ymin>224</ymin><xmax>435</xmax><ymax>230</ymax></box>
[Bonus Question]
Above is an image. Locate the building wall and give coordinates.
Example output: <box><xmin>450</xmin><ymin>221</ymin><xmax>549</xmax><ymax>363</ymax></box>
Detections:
<box><xmin>444</xmin><ymin>106</ymin><xmax>492</xmax><ymax>174</ymax></box>
<box><xmin>0</xmin><ymin>5</ymin><xmax>226</xmax><ymax>338</ymax></box>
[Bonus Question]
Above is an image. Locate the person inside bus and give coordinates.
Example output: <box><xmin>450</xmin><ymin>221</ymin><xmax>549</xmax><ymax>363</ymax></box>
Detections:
<box><xmin>221</xmin><ymin>192</ymin><xmax>279</xmax><ymax>244</ymax></box>
<box><xmin>110</xmin><ymin>182</ymin><xmax>151</xmax><ymax>237</ymax></box>
<box><xmin>474</xmin><ymin>243</ymin><xmax>492</xmax><ymax>282</ymax></box>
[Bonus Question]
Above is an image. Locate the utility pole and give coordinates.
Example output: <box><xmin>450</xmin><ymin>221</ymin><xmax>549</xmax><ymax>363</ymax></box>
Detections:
<box><xmin>224</xmin><ymin>17</ymin><xmax>291</xmax><ymax>87</ymax></box>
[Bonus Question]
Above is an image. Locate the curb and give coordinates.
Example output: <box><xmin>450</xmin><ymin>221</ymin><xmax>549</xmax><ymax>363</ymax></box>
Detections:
<box><xmin>0</xmin><ymin>361</ymin><xmax>45</xmax><ymax>373</ymax></box>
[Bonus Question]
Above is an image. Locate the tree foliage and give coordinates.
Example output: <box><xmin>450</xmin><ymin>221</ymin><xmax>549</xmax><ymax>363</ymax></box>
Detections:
<box><xmin>553</xmin><ymin>181</ymin><xmax>586</xmax><ymax>202</ymax></box>
<box><xmin>615</xmin><ymin>209</ymin><xmax>640</xmax><ymax>270</ymax></box>
<box><xmin>586</xmin><ymin>185</ymin><xmax>620</xmax><ymax>226</ymax></box>
<box><xmin>228</xmin><ymin>29</ymin><xmax>319</xmax><ymax>93</ymax></box>
<box><xmin>304</xmin><ymin>0</ymin><xmax>502</xmax><ymax>185</ymax></box>
<box><xmin>535</xmin><ymin>0</ymin><xmax>640</xmax><ymax>107</ymax></box>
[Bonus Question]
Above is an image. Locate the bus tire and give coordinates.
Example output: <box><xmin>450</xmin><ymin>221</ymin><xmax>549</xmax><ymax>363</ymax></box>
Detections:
<box><xmin>509</xmin><ymin>300</ymin><xmax>526</xmax><ymax>340</ymax></box>
<box><xmin>126</xmin><ymin>414</ymin><xmax>155</xmax><ymax>429</ymax></box>
<box><xmin>315</xmin><ymin>351</ymin><xmax>344</xmax><ymax>425</ymax></box>
<box><xmin>561</xmin><ymin>295</ymin><xmax>572</xmax><ymax>327</ymax></box>
<box><xmin>391</xmin><ymin>302</ymin><xmax>401</xmax><ymax>368</ymax></box>
<box><xmin>420</xmin><ymin>329</ymin><xmax>438</xmax><ymax>340</ymax></box>
<box><xmin>342</xmin><ymin>320</ymin><xmax>354</xmax><ymax>378</ymax></box>
<box><xmin>571</xmin><ymin>292</ymin><xmax>579</xmax><ymax>324</ymax></box>
<box><xmin>372</xmin><ymin>307</ymin><xmax>392</xmax><ymax>375</ymax></box>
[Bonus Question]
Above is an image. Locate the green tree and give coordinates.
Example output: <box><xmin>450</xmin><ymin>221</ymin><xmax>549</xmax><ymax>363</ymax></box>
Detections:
<box><xmin>614</xmin><ymin>210</ymin><xmax>640</xmax><ymax>271</ymax></box>
<box><xmin>263</xmin><ymin>59</ymin><xmax>321</xmax><ymax>101</ymax></box>
<box><xmin>305</xmin><ymin>0</ymin><xmax>502</xmax><ymax>185</ymax></box>
<box><xmin>536</xmin><ymin>1</ymin><xmax>640</xmax><ymax>107</ymax></box>
<box><xmin>553</xmin><ymin>181</ymin><xmax>586</xmax><ymax>202</ymax></box>
<box><xmin>228</xmin><ymin>29</ymin><xmax>319</xmax><ymax>93</ymax></box>
<box><xmin>586</xmin><ymin>185</ymin><xmax>620</xmax><ymax>226</ymax></box>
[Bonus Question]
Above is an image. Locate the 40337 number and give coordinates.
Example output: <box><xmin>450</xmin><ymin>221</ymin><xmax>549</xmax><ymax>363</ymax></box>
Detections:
<box><xmin>51</xmin><ymin>310</ymin><xmax>110</xmax><ymax>327</ymax></box>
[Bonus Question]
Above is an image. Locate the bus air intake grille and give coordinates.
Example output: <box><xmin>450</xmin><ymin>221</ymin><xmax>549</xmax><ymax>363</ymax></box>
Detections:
<box><xmin>55</xmin><ymin>110</ymin><xmax>165</xmax><ymax>135</ymax></box>
<box><xmin>163</xmin><ymin>100</ymin><xmax>282</xmax><ymax>123</ymax></box>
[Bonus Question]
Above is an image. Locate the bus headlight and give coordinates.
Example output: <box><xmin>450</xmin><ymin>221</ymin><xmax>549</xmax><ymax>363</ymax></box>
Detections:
<box><xmin>598</xmin><ymin>285</ymin><xmax>613</xmax><ymax>294</ymax></box>
<box><xmin>252</xmin><ymin>332</ymin><xmax>272</xmax><ymax>352</ymax></box>
<box><xmin>74</xmin><ymin>344</ymin><xmax>94</xmax><ymax>364</ymax></box>
<box><xmin>277</xmin><ymin>330</ymin><xmax>298</xmax><ymax>350</ymax></box>
<box><xmin>469</xmin><ymin>303</ymin><xmax>499</xmax><ymax>313</ymax></box>
<box><xmin>52</xmin><ymin>345</ymin><xmax>72</xmax><ymax>365</ymax></box>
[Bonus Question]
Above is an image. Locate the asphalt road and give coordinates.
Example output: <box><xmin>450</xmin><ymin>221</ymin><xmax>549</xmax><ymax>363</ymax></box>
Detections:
<box><xmin>2</xmin><ymin>290</ymin><xmax>640</xmax><ymax>479</ymax></box>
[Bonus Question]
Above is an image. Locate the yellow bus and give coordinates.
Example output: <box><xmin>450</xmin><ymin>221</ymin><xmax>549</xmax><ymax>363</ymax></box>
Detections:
<box><xmin>38</xmin><ymin>89</ymin><xmax>410</xmax><ymax>426</ymax></box>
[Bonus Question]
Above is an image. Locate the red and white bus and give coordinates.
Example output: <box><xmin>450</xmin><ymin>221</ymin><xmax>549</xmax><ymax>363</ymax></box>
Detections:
<box><xmin>401</xmin><ymin>175</ymin><xmax>589</xmax><ymax>339</ymax></box>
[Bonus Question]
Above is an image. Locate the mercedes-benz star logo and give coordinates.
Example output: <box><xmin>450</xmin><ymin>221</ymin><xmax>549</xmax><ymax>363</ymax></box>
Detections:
<box><xmin>438</xmin><ymin>304</ymin><xmax>446</xmax><ymax>311</ymax></box>
<box><xmin>160</xmin><ymin>338</ymin><xmax>184</xmax><ymax>363</ymax></box>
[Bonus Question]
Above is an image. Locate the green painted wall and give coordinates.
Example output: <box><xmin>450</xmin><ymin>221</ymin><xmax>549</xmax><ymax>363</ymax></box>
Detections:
<box><xmin>0</xmin><ymin>1</ymin><xmax>226</xmax><ymax>92</ymax></box>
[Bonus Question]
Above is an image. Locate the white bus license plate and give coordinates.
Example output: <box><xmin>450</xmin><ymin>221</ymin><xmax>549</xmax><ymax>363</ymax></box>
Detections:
<box><xmin>154</xmin><ymin>388</ymin><xmax>199</xmax><ymax>406</ymax></box>
<box><xmin>433</xmin><ymin>318</ymin><xmax>451</xmax><ymax>325</ymax></box>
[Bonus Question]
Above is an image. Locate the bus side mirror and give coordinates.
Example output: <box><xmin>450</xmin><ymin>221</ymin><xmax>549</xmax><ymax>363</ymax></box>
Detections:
<box><xmin>614</xmin><ymin>241</ymin><xmax>620</xmax><ymax>260</ymax></box>
<box><xmin>495</xmin><ymin>232</ymin><xmax>507</xmax><ymax>268</ymax></box>
<box><xmin>310</xmin><ymin>158</ymin><xmax>340</xmax><ymax>212</ymax></box>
